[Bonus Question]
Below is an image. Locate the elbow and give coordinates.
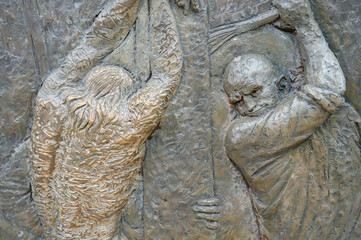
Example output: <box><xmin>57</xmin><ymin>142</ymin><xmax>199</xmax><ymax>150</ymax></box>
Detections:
<box><xmin>318</xmin><ymin>71</ymin><xmax>346</xmax><ymax>96</ymax></box>
<box><xmin>329</xmin><ymin>59</ymin><xmax>347</xmax><ymax>95</ymax></box>
<box><xmin>330</xmin><ymin>75</ymin><xmax>346</xmax><ymax>96</ymax></box>
<box><xmin>338</xmin><ymin>75</ymin><xmax>346</xmax><ymax>95</ymax></box>
<box><xmin>330</xmin><ymin>62</ymin><xmax>346</xmax><ymax>95</ymax></box>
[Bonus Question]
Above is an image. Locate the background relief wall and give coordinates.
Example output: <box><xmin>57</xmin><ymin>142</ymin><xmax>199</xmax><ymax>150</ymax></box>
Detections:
<box><xmin>0</xmin><ymin>0</ymin><xmax>360</xmax><ymax>239</ymax></box>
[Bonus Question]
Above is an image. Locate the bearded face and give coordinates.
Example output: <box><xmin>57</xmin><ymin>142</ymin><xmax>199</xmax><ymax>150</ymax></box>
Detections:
<box><xmin>224</xmin><ymin>54</ymin><xmax>290</xmax><ymax>117</ymax></box>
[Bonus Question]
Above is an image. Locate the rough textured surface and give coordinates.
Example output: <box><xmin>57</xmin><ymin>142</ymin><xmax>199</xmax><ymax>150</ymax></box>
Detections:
<box><xmin>208</xmin><ymin>0</ymin><xmax>273</xmax><ymax>27</ymax></box>
<box><xmin>0</xmin><ymin>0</ymin><xmax>360</xmax><ymax>239</ymax></box>
<box><xmin>0</xmin><ymin>0</ymin><xmax>39</xmax><ymax>170</ymax></box>
<box><xmin>310</xmin><ymin>0</ymin><xmax>361</xmax><ymax>112</ymax></box>
<box><xmin>0</xmin><ymin>140</ymin><xmax>40</xmax><ymax>238</ymax></box>
<box><xmin>143</xmin><ymin>6</ymin><xmax>217</xmax><ymax>239</ymax></box>
<box><xmin>0</xmin><ymin>0</ymin><xmax>110</xmax><ymax>169</ymax></box>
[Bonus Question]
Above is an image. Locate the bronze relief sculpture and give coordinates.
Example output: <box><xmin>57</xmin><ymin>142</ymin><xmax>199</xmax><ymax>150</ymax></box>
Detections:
<box><xmin>29</xmin><ymin>0</ymin><xmax>182</xmax><ymax>239</ymax></box>
<box><xmin>0</xmin><ymin>0</ymin><xmax>360</xmax><ymax>239</ymax></box>
<box><xmin>224</xmin><ymin>0</ymin><xmax>361</xmax><ymax>239</ymax></box>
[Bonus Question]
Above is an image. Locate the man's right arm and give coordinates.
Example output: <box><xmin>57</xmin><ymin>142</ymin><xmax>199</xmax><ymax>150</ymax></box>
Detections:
<box><xmin>225</xmin><ymin>89</ymin><xmax>342</xmax><ymax>169</ymax></box>
<box><xmin>30</xmin><ymin>97</ymin><xmax>62</xmax><ymax>236</ymax></box>
<box><xmin>274</xmin><ymin>0</ymin><xmax>346</xmax><ymax>96</ymax></box>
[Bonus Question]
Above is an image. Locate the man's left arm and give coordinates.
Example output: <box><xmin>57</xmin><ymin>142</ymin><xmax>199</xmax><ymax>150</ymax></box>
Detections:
<box><xmin>40</xmin><ymin>0</ymin><xmax>142</xmax><ymax>96</ymax></box>
<box><xmin>274</xmin><ymin>0</ymin><xmax>346</xmax><ymax>96</ymax></box>
<box><xmin>127</xmin><ymin>0</ymin><xmax>182</xmax><ymax>140</ymax></box>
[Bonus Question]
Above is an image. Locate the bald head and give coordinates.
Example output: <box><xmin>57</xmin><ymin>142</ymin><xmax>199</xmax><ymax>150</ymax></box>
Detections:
<box><xmin>224</xmin><ymin>54</ymin><xmax>276</xmax><ymax>97</ymax></box>
<box><xmin>224</xmin><ymin>54</ymin><xmax>282</xmax><ymax>117</ymax></box>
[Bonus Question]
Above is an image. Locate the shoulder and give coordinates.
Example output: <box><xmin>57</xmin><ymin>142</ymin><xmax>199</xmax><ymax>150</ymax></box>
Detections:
<box><xmin>34</xmin><ymin>93</ymin><xmax>66</xmax><ymax>124</ymax></box>
<box><xmin>226</xmin><ymin>117</ymin><xmax>254</xmax><ymax>141</ymax></box>
<box><xmin>225</xmin><ymin>117</ymin><xmax>260</xmax><ymax>154</ymax></box>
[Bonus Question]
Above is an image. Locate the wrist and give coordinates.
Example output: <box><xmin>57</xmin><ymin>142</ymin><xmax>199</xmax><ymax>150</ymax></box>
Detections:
<box><xmin>296</xmin><ymin>19</ymin><xmax>322</xmax><ymax>39</ymax></box>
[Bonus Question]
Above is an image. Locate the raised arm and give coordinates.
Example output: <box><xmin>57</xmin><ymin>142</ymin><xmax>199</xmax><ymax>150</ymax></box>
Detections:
<box><xmin>40</xmin><ymin>0</ymin><xmax>141</xmax><ymax>97</ymax></box>
<box><xmin>225</xmin><ymin>88</ymin><xmax>343</xmax><ymax>175</ymax></box>
<box><xmin>29</xmin><ymin>97</ymin><xmax>63</xmax><ymax>237</ymax></box>
<box><xmin>127</xmin><ymin>0</ymin><xmax>182</xmax><ymax>139</ymax></box>
<box><xmin>226</xmin><ymin>0</ymin><xmax>347</xmax><ymax>174</ymax></box>
<box><xmin>274</xmin><ymin>0</ymin><xmax>346</xmax><ymax>95</ymax></box>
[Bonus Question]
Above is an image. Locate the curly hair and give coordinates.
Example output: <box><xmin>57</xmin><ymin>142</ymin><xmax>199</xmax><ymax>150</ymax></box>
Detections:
<box><xmin>62</xmin><ymin>65</ymin><xmax>136</xmax><ymax>135</ymax></box>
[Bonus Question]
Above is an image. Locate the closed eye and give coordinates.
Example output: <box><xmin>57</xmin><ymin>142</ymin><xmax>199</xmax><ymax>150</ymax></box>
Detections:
<box><xmin>251</xmin><ymin>86</ymin><xmax>262</xmax><ymax>97</ymax></box>
<box><xmin>231</xmin><ymin>94</ymin><xmax>243</xmax><ymax>104</ymax></box>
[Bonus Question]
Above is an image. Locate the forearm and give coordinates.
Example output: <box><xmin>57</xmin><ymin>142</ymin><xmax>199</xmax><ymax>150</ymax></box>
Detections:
<box><xmin>30</xmin><ymin>140</ymin><xmax>57</xmax><ymax>234</ymax></box>
<box><xmin>30</xmin><ymin>100</ymin><xmax>61</xmax><ymax>234</ymax></box>
<box><xmin>140</xmin><ymin>0</ymin><xmax>182</xmax><ymax>105</ymax></box>
<box><xmin>226</xmin><ymin>94</ymin><xmax>333</xmax><ymax>166</ymax></box>
<box><xmin>87</xmin><ymin>0</ymin><xmax>140</xmax><ymax>46</ymax></box>
<box><xmin>296</xmin><ymin>18</ymin><xmax>346</xmax><ymax>95</ymax></box>
<box><xmin>149</xmin><ymin>0</ymin><xmax>182</xmax><ymax>82</ymax></box>
<box><xmin>128</xmin><ymin>76</ymin><xmax>179</xmax><ymax>138</ymax></box>
<box><xmin>41</xmin><ymin>0</ymin><xmax>141</xmax><ymax>95</ymax></box>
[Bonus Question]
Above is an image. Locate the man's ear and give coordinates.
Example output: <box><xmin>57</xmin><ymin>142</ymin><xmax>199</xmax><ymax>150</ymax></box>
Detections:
<box><xmin>276</xmin><ymin>75</ymin><xmax>291</xmax><ymax>95</ymax></box>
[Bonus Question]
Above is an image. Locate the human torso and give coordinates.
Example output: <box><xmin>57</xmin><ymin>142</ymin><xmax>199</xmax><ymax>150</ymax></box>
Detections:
<box><xmin>226</xmin><ymin>103</ymin><xmax>361</xmax><ymax>239</ymax></box>
<box><xmin>49</xmin><ymin>106</ymin><xmax>145</xmax><ymax>239</ymax></box>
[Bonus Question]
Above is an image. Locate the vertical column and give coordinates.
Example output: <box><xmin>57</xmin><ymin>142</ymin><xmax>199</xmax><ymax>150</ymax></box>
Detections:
<box><xmin>143</xmin><ymin>1</ymin><xmax>216</xmax><ymax>239</ymax></box>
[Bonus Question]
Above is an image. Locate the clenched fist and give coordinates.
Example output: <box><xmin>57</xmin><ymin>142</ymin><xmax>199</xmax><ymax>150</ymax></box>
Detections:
<box><xmin>273</xmin><ymin>0</ymin><xmax>313</xmax><ymax>27</ymax></box>
<box><xmin>192</xmin><ymin>197</ymin><xmax>221</xmax><ymax>230</ymax></box>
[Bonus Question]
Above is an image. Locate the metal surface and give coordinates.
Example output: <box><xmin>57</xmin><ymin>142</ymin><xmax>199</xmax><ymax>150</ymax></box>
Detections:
<box><xmin>0</xmin><ymin>0</ymin><xmax>360</xmax><ymax>239</ymax></box>
<box><xmin>29</xmin><ymin>0</ymin><xmax>182</xmax><ymax>239</ymax></box>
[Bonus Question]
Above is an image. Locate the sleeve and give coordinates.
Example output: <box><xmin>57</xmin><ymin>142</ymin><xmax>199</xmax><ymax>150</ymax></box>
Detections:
<box><xmin>299</xmin><ymin>84</ymin><xmax>344</xmax><ymax>114</ymax></box>
<box><xmin>29</xmin><ymin>97</ymin><xmax>63</xmax><ymax>235</ymax></box>
<box><xmin>225</xmin><ymin>84</ymin><xmax>344</xmax><ymax>175</ymax></box>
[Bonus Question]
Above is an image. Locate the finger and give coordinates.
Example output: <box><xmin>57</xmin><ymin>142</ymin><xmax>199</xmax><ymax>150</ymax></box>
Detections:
<box><xmin>191</xmin><ymin>0</ymin><xmax>201</xmax><ymax>13</ymax></box>
<box><xmin>175</xmin><ymin>0</ymin><xmax>185</xmax><ymax>7</ymax></box>
<box><xmin>206</xmin><ymin>221</ymin><xmax>219</xmax><ymax>230</ymax></box>
<box><xmin>183</xmin><ymin>1</ymin><xmax>190</xmax><ymax>15</ymax></box>
<box><xmin>196</xmin><ymin>197</ymin><xmax>221</xmax><ymax>206</ymax></box>
<box><xmin>196</xmin><ymin>213</ymin><xmax>220</xmax><ymax>221</ymax></box>
<box><xmin>193</xmin><ymin>205</ymin><xmax>220</xmax><ymax>213</ymax></box>
<box><xmin>272</xmin><ymin>20</ymin><xmax>295</xmax><ymax>32</ymax></box>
